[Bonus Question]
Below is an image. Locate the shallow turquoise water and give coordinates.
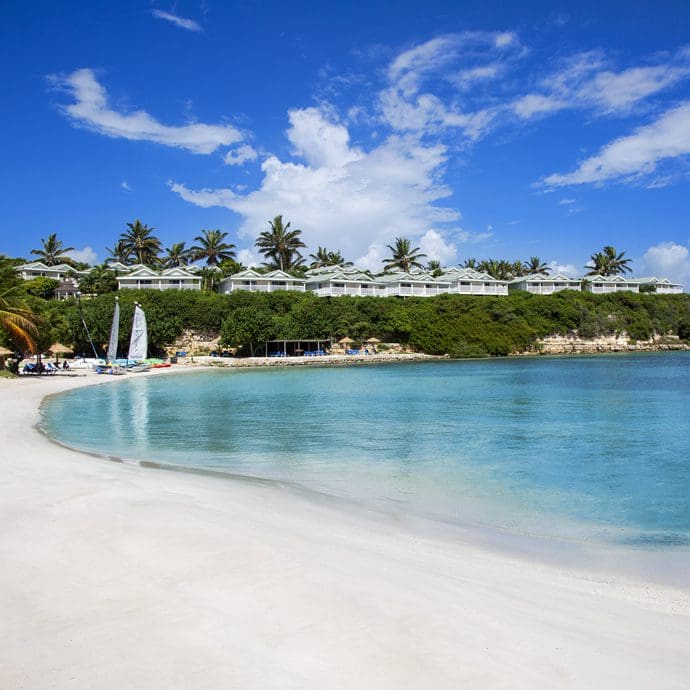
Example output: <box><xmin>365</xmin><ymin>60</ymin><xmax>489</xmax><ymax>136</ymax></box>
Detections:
<box><xmin>41</xmin><ymin>353</ymin><xmax>690</xmax><ymax>546</ymax></box>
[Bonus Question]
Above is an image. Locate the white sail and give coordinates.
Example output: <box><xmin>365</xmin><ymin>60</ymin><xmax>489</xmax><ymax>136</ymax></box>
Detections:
<box><xmin>106</xmin><ymin>298</ymin><xmax>119</xmax><ymax>362</ymax></box>
<box><xmin>127</xmin><ymin>304</ymin><xmax>148</xmax><ymax>361</ymax></box>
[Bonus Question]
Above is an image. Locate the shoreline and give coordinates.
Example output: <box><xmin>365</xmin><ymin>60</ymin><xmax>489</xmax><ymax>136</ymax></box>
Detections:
<box><xmin>2</xmin><ymin>372</ymin><xmax>690</xmax><ymax>688</ymax></box>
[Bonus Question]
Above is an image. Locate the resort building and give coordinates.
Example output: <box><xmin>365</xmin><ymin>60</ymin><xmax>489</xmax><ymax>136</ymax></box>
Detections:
<box><xmin>441</xmin><ymin>267</ymin><xmax>509</xmax><ymax>296</ymax></box>
<box><xmin>583</xmin><ymin>275</ymin><xmax>640</xmax><ymax>293</ymax></box>
<box><xmin>375</xmin><ymin>271</ymin><xmax>451</xmax><ymax>297</ymax></box>
<box><xmin>508</xmin><ymin>273</ymin><xmax>582</xmax><ymax>295</ymax></box>
<box><xmin>115</xmin><ymin>265</ymin><xmax>202</xmax><ymax>291</ymax></box>
<box><xmin>304</xmin><ymin>269</ymin><xmax>387</xmax><ymax>297</ymax></box>
<box><xmin>636</xmin><ymin>277</ymin><xmax>684</xmax><ymax>294</ymax></box>
<box><xmin>581</xmin><ymin>275</ymin><xmax>684</xmax><ymax>294</ymax></box>
<box><xmin>217</xmin><ymin>269</ymin><xmax>306</xmax><ymax>294</ymax></box>
<box><xmin>15</xmin><ymin>261</ymin><xmax>91</xmax><ymax>283</ymax></box>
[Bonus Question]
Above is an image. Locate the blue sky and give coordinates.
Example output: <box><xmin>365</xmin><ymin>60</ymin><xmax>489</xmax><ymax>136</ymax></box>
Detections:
<box><xmin>2</xmin><ymin>0</ymin><xmax>690</xmax><ymax>284</ymax></box>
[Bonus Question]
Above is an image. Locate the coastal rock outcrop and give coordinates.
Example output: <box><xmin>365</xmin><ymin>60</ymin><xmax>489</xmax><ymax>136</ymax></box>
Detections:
<box><xmin>530</xmin><ymin>332</ymin><xmax>689</xmax><ymax>355</ymax></box>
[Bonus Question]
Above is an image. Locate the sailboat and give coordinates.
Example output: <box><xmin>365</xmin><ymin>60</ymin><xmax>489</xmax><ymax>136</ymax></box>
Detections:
<box><xmin>98</xmin><ymin>299</ymin><xmax>150</xmax><ymax>374</ymax></box>
<box><xmin>127</xmin><ymin>302</ymin><xmax>151</xmax><ymax>372</ymax></box>
<box><xmin>97</xmin><ymin>297</ymin><xmax>125</xmax><ymax>375</ymax></box>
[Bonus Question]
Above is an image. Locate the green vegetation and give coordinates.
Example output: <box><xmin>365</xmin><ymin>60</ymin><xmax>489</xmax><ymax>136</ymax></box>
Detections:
<box><xmin>255</xmin><ymin>215</ymin><xmax>306</xmax><ymax>271</ymax></box>
<box><xmin>2</xmin><ymin>286</ymin><xmax>681</xmax><ymax>359</ymax></box>
<box><xmin>383</xmin><ymin>237</ymin><xmax>426</xmax><ymax>272</ymax></box>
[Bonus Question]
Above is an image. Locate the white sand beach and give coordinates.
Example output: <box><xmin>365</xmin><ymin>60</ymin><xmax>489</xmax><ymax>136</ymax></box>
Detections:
<box><xmin>1</xmin><ymin>371</ymin><xmax>689</xmax><ymax>689</ymax></box>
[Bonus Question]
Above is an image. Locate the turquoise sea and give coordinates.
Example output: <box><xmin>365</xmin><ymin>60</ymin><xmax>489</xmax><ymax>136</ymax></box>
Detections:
<box><xmin>40</xmin><ymin>353</ymin><xmax>690</xmax><ymax>549</ymax></box>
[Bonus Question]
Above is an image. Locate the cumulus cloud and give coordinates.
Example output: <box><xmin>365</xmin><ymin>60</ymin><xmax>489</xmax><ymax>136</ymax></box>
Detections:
<box><xmin>642</xmin><ymin>242</ymin><xmax>690</xmax><ymax>287</ymax></box>
<box><xmin>171</xmin><ymin>107</ymin><xmax>459</xmax><ymax>266</ymax></box>
<box><xmin>50</xmin><ymin>69</ymin><xmax>243</xmax><ymax>154</ymax></box>
<box><xmin>419</xmin><ymin>229</ymin><xmax>457</xmax><ymax>264</ymax></box>
<box><xmin>287</xmin><ymin>107</ymin><xmax>361</xmax><ymax>167</ymax></box>
<box><xmin>548</xmin><ymin>261</ymin><xmax>580</xmax><ymax>277</ymax></box>
<box><xmin>224</xmin><ymin>144</ymin><xmax>258</xmax><ymax>166</ymax></box>
<box><xmin>543</xmin><ymin>102</ymin><xmax>690</xmax><ymax>187</ymax></box>
<box><xmin>67</xmin><ymin>246</ymin><xmax>98</xmax><ymax>266</ymax></box>
<box><xmin>152</xmin><ymin>10</ymin><xmax>202</xmax><ymax>32</ymax></box>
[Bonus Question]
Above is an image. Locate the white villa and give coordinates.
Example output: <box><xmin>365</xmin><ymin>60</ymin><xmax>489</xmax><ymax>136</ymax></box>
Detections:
<box><xmin>218</xmin><ymin>269</ymin><xmax>306</xmax><ymax>294</ymax></box>
<box><xmin>508</xmin><ymin>273</ymin><xmax>582</xmax><ymax>295</ymax></box>
<box><xmin>441</xmin><ymin>267</ymin><xmax>509</xmax><ymax>296</ymax></box>
<box><xmin>374</xmin><ymin>271</ymin><xmax>451</xmax><ymax>297</ymax></box>
<box><xmin>583</xmin><ymin>275</ymin><xmax>683</xmax><ymax>294</ymax></box>
<box><xmin>115</xmin><ymin>265</ymin><xmax>202</xmax><ymax>291</ymax></box>
<box><xmin>14</xmin><ymin>260</ymin><xmax>684</xmax><ymax>297</ymax></box>
<box><xmin>15</xmin><ymin>261</ymin><xmax>91</xmax><ymax>282</ymax></box>
<box><xmin>304</xmin><ymin>267</ymin><xmax>386</xmax><ymax>297</ymax></box>
<box><xmin>636</xmin><ymin>277</ymin><xmax>684</xmax><ymax>294</ymax></box>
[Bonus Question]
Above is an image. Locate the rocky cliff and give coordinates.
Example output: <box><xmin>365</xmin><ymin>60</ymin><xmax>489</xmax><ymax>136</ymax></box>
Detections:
<box><xmin>529</xmin><ymin>332</ymin><xmax>689</xmax><ymax>355</ymax></box>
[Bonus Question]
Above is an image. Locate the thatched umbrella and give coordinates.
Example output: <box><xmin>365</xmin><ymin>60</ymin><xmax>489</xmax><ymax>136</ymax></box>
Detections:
<box><xmin>337</xmin><ymin>336</ymin><xmax>354</xmax><ymax>351</ymax></box>
<box><xmin>365</xmin><ymin>338</ymin><xmax>381</xmax><ymax>344</ymax></box>
<box><xmin>0</xmin><ymin>345</ymin><xmax>12</xmax><ymax>371</ymax></box>
<box><xmin>48</xmin><ymin>342</ymin><xmax>73</xmax><ymax>364</ymax></box>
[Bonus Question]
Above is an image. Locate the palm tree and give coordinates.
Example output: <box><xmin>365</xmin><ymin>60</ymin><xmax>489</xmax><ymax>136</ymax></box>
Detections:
<box><xmin>525</xmin><ymin>256</ymin><xmax>550</xmax><ymax>275</ymax></box>
<box><xmin>602</xmin><ymin>245</ymin><xmax>632</xmax><ymax>275</ymax></box>
<box><xmin>198</xmin><ymin>266</ymin><xmax>222</xmax><ymax>292</ymax></box>
<box><xmin>461</xmin><ymin>258</ymin><xmax>478</xmax><ymax>269</ymax></box>
<box><xmin>427</xmin><ymin>259</ymin><xmax>443</xmax><ymax>277</ymax></box>
<box><xmin>383</xmin><ymin>237</ymin><xmax>426</xmax><ymax>272</ymax></box>
<box><xmin>163</xmin><ymin>242</ymin><xmax>193</xmax><ymax>268</ymax></box>
<box><xmin>30</xmin><ymin>233</ymin><xmax>75</xmax><ymax>266</ymax></box>
<box><xmin>255</xmin><ymin>215</ymin><xmax>306</xmax><ymax>271</ymax></box>
<box><xmin>478</xmin><ymin>259</ymin><xmax>513</xmax><ymax>280</ymax></box>
<box><xmin>105</xmin><ymin>239</ymin><xmax>133</xmax><ymax>265</ymax></box>
<box><xmin>586</xmin><ymin>246</ymin><xmax>632</xmax><ymax>276</ymax></box>
<box><xmin>512</xmin><ymin>260</ymin><xmax>527</xmax><ymax>277</ymax></box>
<box><xmin>119</xmin><ymin>220</ymin><xmax>162</xmax><ymax>265</ymax></box>
<box><xmin>309</xmin><ymin>247</ymin><xmax>351</xmax><ymax>268</ymax></box>
<box><xmin>191</xmin><ymin>230</ymin><xmax>236</xmax><ymax>267</ymax></box>
<box><xmin>0</xmin><ymin>285</ymin><xmax>39</xmax><ymax>353</ymax></box>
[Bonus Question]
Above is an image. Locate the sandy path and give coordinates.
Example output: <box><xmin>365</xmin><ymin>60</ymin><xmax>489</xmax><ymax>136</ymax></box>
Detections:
<box><xmin>1</xmin><ymin>373</ymin><xmax>689</xmax><ymax>689</ymax></box>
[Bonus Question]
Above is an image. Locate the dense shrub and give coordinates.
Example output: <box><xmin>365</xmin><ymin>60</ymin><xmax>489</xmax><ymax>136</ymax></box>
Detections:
<box><xmin>13</xmin><ymin>288</ymin><xmax>690</xmax><ymax>358</ymax></box>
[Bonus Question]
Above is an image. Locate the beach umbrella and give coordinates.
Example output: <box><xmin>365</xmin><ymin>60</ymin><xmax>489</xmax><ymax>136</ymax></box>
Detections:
<box><xmin>48</xmin><ymin>342</ymin><xmax>73</xmax><ymax>363</ymax></box>
<box><xmin>338</xmin><ymin>337</ymin><xmax>354</xmax><ymax>344</ymax></box>
<box><xmin>0</xmin><ymin>346</ymin><xmax>13</xmax><ymax>356</ymax></box>
<box><xmin>365</xmin><ymin>338</ymin><xmax>381</xmax><ymax>344</ymax></box>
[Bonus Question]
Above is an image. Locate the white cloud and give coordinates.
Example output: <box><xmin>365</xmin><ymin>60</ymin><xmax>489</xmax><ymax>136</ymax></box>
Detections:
<box><xmin>559</xmin><ymin>198</ymin><xmax>576</xmax><ymax>205</ymax></box>
<box><xmin>418</xmin><ymin>229</ymin><xmax>457</xmax><ymax>264</ymax></box>
<box><xmin>380</xmin><ymin>32</ymin><xmax>521</xmax><ymax>140</ymax></box>
<box><xmin>168</xmin><ymin>181</ymin><xmax>236</xmax><ymax>207</ymax></box>
<box><xmin>224</xmin><ymin>144</ymin><xmax>258</xmax><ymax>166</ymax></box>
<box><xmin>512</xmin><ymin>94</ymin><xmax>567</xmax><ymax>119</ymax></box>
<box><xmin>67</xmin><ymin>246</ymin><xmax>98</xmax><ymax>266</ymax></box>
<box><xmin>451</xmin><ymin>64</ymin><xmax>501</xmax><ymax>91</ymax></box>
<box><xmin>151</xmin><ymin>10</ymin><xmax>202</xmax><ymax>32</ymax></box>
<box><xmin>51</xmin><ymin>69</ymin><xmax>243</xmax><ymax>154</ymax></box>
<box><xmin>456</xmin><ymin>229</ymin><xmax>493</xmax><ymax>243</ymax></box>
<box><xmin>121</xmin><ymin>180</ymin><xmax>131</xmax><ymax>191</ymax></box>
<box><xmin>171</xmin><ymin>107</ymin><xmax>459</xmax><ymax>264</ymax></box>
<box><xmin>355</xmin><ymin>243</ymin><xmax>387</xmax><ymax>272</ymax></box>
<box><xmin>543</xmin><ymin>102</ymin><xmax>690</xmax><ymax>187</ymax></box>
<box><xmin>548</xmin><ymin>261</ymin><xmax>580</xmax><ymax>277</ymax></box>
<box><xmin>642</xmin><ymin>242</ymin><xmax>690</xmax><ymax>287</ymax></box>
<box><xmin>237</xmin><ymin>247</ymin><xmax>261</xmax><ymax>268</ymax></box>
<box><xmin>287</xmin><ymin>107</ymin><xmax>361</xmax><ymax>167</ymax></box>
<box><xmin>513</xmin><ymin>46</ymin><xmax>690</xmax><ymax>122</ymax></box>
